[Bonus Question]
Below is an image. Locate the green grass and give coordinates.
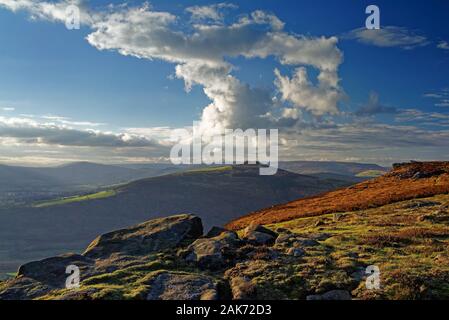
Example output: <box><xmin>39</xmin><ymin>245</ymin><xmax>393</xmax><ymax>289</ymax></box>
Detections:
<box><xmin>267</xmin><ymin>194</ymin><xmax>449</xmax><ymax>299</ymax></box>
<box><xmin>33</xmin><ymin>190</ymin><xmax>116</xmax><ymax>208</ymax></box>
<box><xmin>184</xmin><ymin>166</ymin><xmax>233</xmax><ymax>174</ymax></box>
<box><xmin>356</xmin><ymin>170</ymin><xmax>386</xmax><ymax>178</ymax></box>
<box><xmin>0</xmin><ymin>272</ymin><xmax>16</xmax><ymax>281</ymax></box>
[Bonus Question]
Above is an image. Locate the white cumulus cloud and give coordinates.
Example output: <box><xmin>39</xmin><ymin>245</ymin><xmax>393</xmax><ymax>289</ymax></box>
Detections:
<box><xmin>0</xmin><ymin>1</ymin><xmax>344</xmax><ymax>134</ymax></box>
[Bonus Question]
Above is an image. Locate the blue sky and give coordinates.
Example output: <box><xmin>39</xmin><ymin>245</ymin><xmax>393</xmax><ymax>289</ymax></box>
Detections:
<box><xmin>0</xmin><ymin>0</ymin><xmax>449</xmax><ymax>165</ymax></box>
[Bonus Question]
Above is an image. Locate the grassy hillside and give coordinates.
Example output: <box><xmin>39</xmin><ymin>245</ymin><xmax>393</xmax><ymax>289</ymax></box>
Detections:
<box><xmin>279</xmin><ymin>161</ymin><xmax>388</xmax><ymax>176</ymax></box>
<box><xmin>33</xmin><ymin>190</ymin><xmax>117</xmax><ymax>208</ymax></box>
<box><xmin>227</xmin><ymin>162</ymin><xmax>449</xmax><ymax>230</ymax></box>
<box><xmin>263</xmin><ymin>194</ymin><xmax>449</xmax><ymax>299</ymax></box>
<box><xmin>356</xmin><ymin>170</ymin><xmax>386</xmax><ymax>178</ymax></box>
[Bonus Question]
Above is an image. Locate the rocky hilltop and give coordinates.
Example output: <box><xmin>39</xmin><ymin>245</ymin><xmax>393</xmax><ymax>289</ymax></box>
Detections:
<box><xmin>1</xmin><ymin>162</ymin><xmax>449</xmax><ymax>300</ymax></box>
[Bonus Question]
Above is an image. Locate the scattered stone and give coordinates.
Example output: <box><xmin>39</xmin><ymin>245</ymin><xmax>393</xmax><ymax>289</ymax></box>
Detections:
<box><xmin>403</xmin><ymin>201</ymin><xmax>440</xmax><ymax>209</ymax></box>
<box><xmin>243</xmin><ymin>224</ymin><xmax>278</xmax><ymax>238</ymax></box>
<box><xmin>83</xmin><ymin>214</ymin><xmax>203</xmax><ymax>259</ymax></box>
<box><xmin>275</xmin><ymin>228</ymin><xmax>291</xmax><ymax>234</ymax></box>
<box><xmin>146</xmin><ymin>272</ymin><xmax>218</xmax><ymax>300</ymax></box>
<box><xmin>275</xmin><ymin>233</ymin><xmax>295</xmax><ymax>246</ymax></box>
<box><xmin>181</xmin><ymin>231</ymin><xmax>241</xmax><ymax>269</ymax></box>
<box><xmin>306</xmin><ymin>290</ymin><xmax>352</xmax><ymax>300</ymax></box>
<box><xmin>296</xmin><ymin>239</ymin><xmax>320</xmax><ymax>247</ymax></box>
<box><xmin>241</xmin><ymin>224</ymin><xmax>278</xmax><ymax>245</ymax></box>
<box><xmin>350</xmin><ymin>268</ymin><xmax>366</xmax><ymax>282</ymax></box>
<box><xmin>275</xmin><ymin>233</ymin><xmax>319</xmax><ymax>247</ymax></box>
<box><xmin>286</xmin><ymin>247</ymin><xmax>305</xmax><ymax>257</ymax></box>
<box><xmin>205</xmin><ymin>226</ymin><xmax>236</xmax><ymax>238</ymax></box>
<box><xmin>243</xmin><ymin>231</ymin><xmax>276</xmax><ymax>245</ymax></box>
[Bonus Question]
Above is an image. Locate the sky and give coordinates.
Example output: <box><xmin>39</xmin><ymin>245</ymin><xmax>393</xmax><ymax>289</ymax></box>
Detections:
<box><xmin>0</xmin><ymin>0</ymin><xmax>449</xmax><ymax>166</ymax></box>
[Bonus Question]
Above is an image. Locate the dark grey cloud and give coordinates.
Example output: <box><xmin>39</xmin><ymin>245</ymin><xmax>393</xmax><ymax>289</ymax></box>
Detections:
<box><xmin>0</xmin><ymin>117</ymin><xmax>162</xmax><ymax>148</ymax></box>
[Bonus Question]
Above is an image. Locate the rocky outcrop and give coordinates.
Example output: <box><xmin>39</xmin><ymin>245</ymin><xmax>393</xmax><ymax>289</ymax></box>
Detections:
<box><xmin>205</xmin><ymin>226</ymin><xmax>231</xmax><ymax>238</ymax></box>
<box><xmin>0</xmin><ymin>213</ymin><xmax>368</xmax><ymax>300</ymax></box>
<box><xmin>179</xmin><ymin>231</ymin><xmax>241</xmax><ymax>269</ymax></box>
<box><xmin>241</xmin><ymin>224</ymin><xmax>278</xmax><ymax>245</ymax></box>
<box><xmin>17</xmin><ymin>254</ymin><xmax>94</xmax><ymax>288</ymax></box>
<box><xmin>1</xmin><ymin>213</ymin><xmax>312</xmax><ymax>300</ymax></box>
<box><xmin>83</xmin><ymin>214</ymin><xmax>203</xmax><ymax>259</ymax></box>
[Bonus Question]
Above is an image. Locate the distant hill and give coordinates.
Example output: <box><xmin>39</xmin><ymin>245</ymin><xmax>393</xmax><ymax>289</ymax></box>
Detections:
<box><xmin>0</xmin><ymin>162</ymin><xmax>185</xmax><ymax>192</ymax></box>
<box><xmin>0</xmin><ymin>162</ymin><xmax>191</xmax><ymax>207</ymax></box>
<box><xmin>0</xmin><ymin>160</ymin><xmax>386</xmax><ymax>199</ymax></box>
<box><xmin>279</xmin><ymin>161</ymin><xmax>388</xmax><ymax>177</ymax></box>
<box><xmin>0</xmin><ymin>164</ymin><xmax>352</xmax><ymax>273</ymax></box>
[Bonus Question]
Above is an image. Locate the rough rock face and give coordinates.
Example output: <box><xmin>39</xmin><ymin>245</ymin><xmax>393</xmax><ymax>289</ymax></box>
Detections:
<box><xmin>17</xmin><ymin>254</ymin><xmax>94</xmax><ymax>288</ymax></box>
<box><xmin>146</xmin><ymin>272</ymin><xmax>218</xmax><ymax>300</ymax></box>
<box><xmin>0</xmin><ymin>277</ymin><xmax>52</xmax><ymax>300</ymax></box>
<box><xmin>83</xmin><ymin>214</ymin><xmax>203</xmax><ymax>259</ymax></box>
<box><xmin>241</xmin><ymin>224</ymin><xmax>278</xmax><ymax>245</ymax></box>
<box><xmin>0</xmin><ymin>212</ymin><xmax>350</xmax><ymax>300</ymax></box>
<box><xmin>205</xmin><ymin>226</ymin><xmax>230</xmax><ymax>238</ymax></box>
<box><xmin>0</xmin><ymin>254</ymin><xmax>94</xmax><ymax>300</ymax></box>
<box><xmin>180</xmin><ymin>231</ymin><xmax>241</xmax><ymax>269</ymax></box>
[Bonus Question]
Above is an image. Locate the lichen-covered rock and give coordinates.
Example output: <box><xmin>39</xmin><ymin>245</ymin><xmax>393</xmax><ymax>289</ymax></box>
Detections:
<box><xmin>205</xmin><ymin>226</ymin><xmax>236</xmax><ymax>238</ymax></box>
<box><xmin>83</xmin><ymin>214</ymin><xmax>203</xmax><ymax>259</ymax></box>
<box><xmin>286</xmin><ymin>247</ymin><xmax>305</xmax><ymax>257</ymax></box>
<box><xmin>180</xmin><ymin>231</ymin><xmax>241</xmax><ymax>269</ymax></box>
<box><xmin>17</xmin><ymin>254</ymin><xmax>94</xmax><ymax>287</ymax></box>
<box><xmin>275</xmin><ymin>233</ymin><xmax>319</xmax><ymax>247</ymax></box>
<box><xmin>146</xmin><ymin>272</ymin><xmax>218</xmax><ymax>300</ymax></box>
<box><xmin>0</xmin><ymin>253</ymin><xmax>94</xmax><ymax>300</ymax></box>
<box><xmin>0</xmin><ymin>277</ymin><xmax>52</xmax><ymax>300</ymax></box>
<box><xmin>241</xmin><ymin>224</ymin><xmax>278</xmax><ymax>245</ymax></box>
<box><xmin>243</xmin><ymin>224</ymin><xmax>278</xmax><ymax>238</ymax></box>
